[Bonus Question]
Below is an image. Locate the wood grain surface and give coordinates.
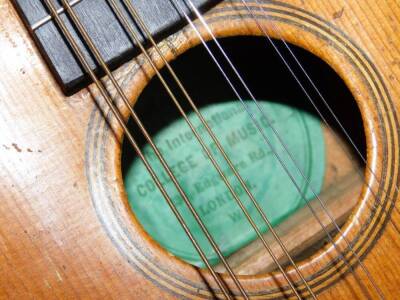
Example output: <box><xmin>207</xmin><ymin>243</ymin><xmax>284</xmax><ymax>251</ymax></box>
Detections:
<box><xmin>1</xmin><ymin>0</ymin><xmax>400</xmax><ymax>299</ymax></box>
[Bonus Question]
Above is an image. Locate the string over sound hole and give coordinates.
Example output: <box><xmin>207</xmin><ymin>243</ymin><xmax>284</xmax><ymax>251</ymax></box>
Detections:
<box><xmin>121</xmin><ymin>36</ymin><xmax>366</xmax><ymax>275</ymax></box>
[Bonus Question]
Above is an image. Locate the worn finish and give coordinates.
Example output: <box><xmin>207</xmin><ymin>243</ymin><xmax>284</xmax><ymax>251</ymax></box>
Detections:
<box><xmin>14</xmin><ymin>0</ymin><xmax>217</xmax><ymax>94</ymax></box>
<box><xmin>1</xmin><ymin>0</ymin><xmax>400</xmax><ymax>299</ymax></box>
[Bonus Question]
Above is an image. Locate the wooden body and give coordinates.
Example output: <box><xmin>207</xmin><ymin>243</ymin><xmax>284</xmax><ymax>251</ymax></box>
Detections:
<box><xmin>1</xmin><ymin>0</ymin><xmax>400</xmax><ymax>298</ymax></box>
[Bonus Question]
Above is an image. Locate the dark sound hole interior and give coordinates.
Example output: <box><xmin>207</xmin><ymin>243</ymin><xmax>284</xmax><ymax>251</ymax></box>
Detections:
<box><xmin>121</xmin><ymin>36</ymin><xmax>366</xmax><ymax>275</ymax></box>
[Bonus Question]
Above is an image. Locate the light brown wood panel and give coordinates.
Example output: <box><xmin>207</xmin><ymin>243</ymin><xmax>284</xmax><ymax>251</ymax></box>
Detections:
<box><xmin>1</xmin><ymin>0</ymin><xmax>400</xmax><ymax>299</ymax></box>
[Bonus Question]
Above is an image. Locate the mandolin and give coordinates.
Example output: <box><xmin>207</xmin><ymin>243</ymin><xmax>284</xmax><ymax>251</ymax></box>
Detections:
<box><xmin>1</xmin><ymin>0</ymin><xmax>400</xmax><ymax>298</ymax></box>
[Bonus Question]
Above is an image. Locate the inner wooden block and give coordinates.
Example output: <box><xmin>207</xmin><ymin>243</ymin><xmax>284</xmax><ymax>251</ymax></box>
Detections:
<box><xmin>214</xmin><ymin>125</ymin><xmax>363</xmax><ymax>275</ymax></box>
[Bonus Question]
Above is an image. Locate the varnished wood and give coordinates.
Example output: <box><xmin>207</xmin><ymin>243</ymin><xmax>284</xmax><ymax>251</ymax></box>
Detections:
<box><xmin>1</xmin><ymin>0</ymin><xmax>400</xmax><ymax>299</ymax></box>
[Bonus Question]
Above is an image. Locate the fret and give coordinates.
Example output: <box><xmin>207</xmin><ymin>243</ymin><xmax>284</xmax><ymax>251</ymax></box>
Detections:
<box><xmin>31</xmin><ymin>0</ymin><xmax>84</xmax><ymax>31</ymax></box>
<box><xmin>13</xmin><ymin>0</ymin><xmax>218</xmax><ymax>94</ymax></box>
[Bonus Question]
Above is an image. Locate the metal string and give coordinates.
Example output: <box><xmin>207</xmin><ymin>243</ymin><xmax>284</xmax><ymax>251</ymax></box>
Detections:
<box><xmin>28</xmin><ymin>0</ymin><xmax>398</xmax><ymax>235</ymax></box>
<box><xmin>43</xmin><ymin>0</ymin><xmax>307</xmax><ymax>298</ymax></box>
<box><xmin>111</xmin><ymin>0</ymin><xmax>318</xmax><ymax>298</ymax></box>
<box><xmin>235</xmin><ymin>2</ymin><xmax>390</xmax><ymax>298</ymax></box>
<box><xmin>50</xmin><ymin>1</ymin><xmax>250</xmax><ymax>297</ymax></box>
<box><xmin>236</xmin><ymin>2</ymin><xmax>385</xmax><ymax>297</ymax></box>
<box><xmin>245</xmin><ymin>0</ymin><xmax>400</xmax><ymax>232</ymax></box>
<box><xmin>41</xmin><ymin>0</ymin><xmax>385</xmax><ymax>298</ymax></box>
<box><xmin>174</xmin><ymin>0</ymin><xmax>384</xmax><ymax>298</ymax></box>
<box><xmin>234</xmin><ymin>0</ymin><xmax>391</xmax><ymax>297</ymax></box>
<box><xmin>106</xmin><ymin>0</ymin><xmax>370</xmax><ymax>297</ymax></box>
<box><xmin>48</xmin><ymin>0</ymin><xmax>317</xmax><ymax>298</ymax></box>
<box><xmin>42</xmin><ymin>0</ymin><xmax>239</xmax><ymax>298</ymax></box>
<box><xmin>30</xmin><ymin>1</ymin><xmax>398</xmax><ymax>229</ymax></box>
<box><xmin>105</xmin><ymin>5</ymin><xmax>304</xmax><ymax>300</ymax></box>
<box><xmin>179</xmin><ymin>1</ymin><xmax>381</xmax><ymax>297</ymax></box>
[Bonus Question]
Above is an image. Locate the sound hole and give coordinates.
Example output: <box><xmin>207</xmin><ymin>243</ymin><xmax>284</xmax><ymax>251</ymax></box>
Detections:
<box><xmin>121</xmin><ymin>36</ymin><xmax>365</xmax><ymax>275</ymax></box>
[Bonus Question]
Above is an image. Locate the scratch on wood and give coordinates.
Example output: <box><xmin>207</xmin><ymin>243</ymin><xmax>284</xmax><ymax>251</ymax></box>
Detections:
<box><xmin>333</xmin><ymin>8</ymin><xmax>345</xmax><ymax>20</ymax></box>
<box><xmin>55</xmin><ymin>270</ymin><xmax>63</xmax><ymax>282</ymax></box>
<box><xmin>44</xmin><ymin>280</ymin><xmax>51</xmax><ymax>289</ymax></box>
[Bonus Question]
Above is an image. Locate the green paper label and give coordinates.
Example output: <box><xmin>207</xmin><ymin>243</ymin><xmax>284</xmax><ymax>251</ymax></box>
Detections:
<box><xmin>125</xmin><ymin>101</ymin><xmax>325</xmax><ymax>267</ymax></box>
